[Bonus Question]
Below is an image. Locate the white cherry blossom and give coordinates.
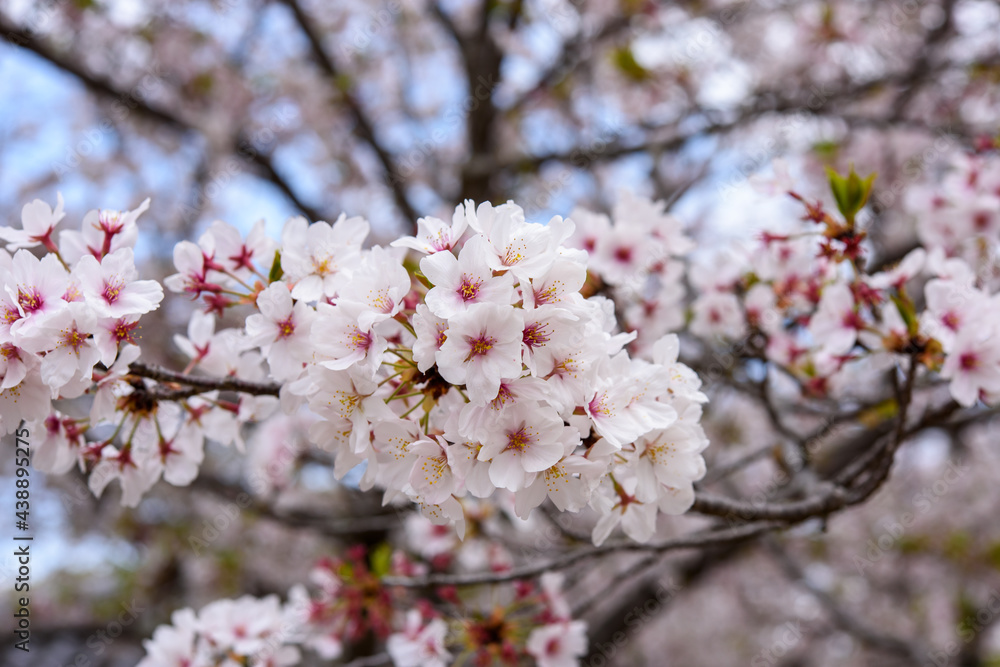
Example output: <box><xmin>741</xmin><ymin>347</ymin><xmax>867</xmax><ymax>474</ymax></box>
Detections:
<box><xmin>941</xmin><ymin>327</ymin><xmax>1000</xmax><ymax>407</ymax></box>
<box><xmin>0</xmin><ymin>192</ymin><xmax>65</xmax><ymax>251</ymax></box>
<box><xmin>76</xmin><ymin>247</ymin><xmax>164</xmax><ymax>319</ymax></box>
<box><xmin>420</xmin><ymin>234</ymin><xmax>515</xmax><ymax>318</ymax></box>
<box><xmin>387</xmin><ymin>611</ymin><xmax>451</xmax><ymax>667</ymax></box>
<box><xmin>280</xmin><ymin>214</ymin><xmax>367</xmax><ymax>302</ymax></box>
<box><xmin>477</xmin><ymin>402</ymin><xmax>577</xmax><ymax>492</ymax></box>
<box><xmin>246</xmin><ymin>282</ymin><xmax>315</xmax><ymax>381</ymax></box>
<box><xmin>435</xmin><ymin>302</ymin><xmax>524</xmax><ymax>403</ymax></box>
<box><xmin>526</xmin><ymin>620</ymin><xmax>588</xmax><ymax>667</ymax></box>
<box><xmin>391</xmin><ymin>201</ymin><xmax>472</xmax><ymax>254</ymax></box>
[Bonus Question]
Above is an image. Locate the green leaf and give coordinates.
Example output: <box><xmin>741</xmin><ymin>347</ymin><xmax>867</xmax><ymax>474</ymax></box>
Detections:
<box><xmin>611</xmin><ymin>46</ymin><xmax>650</xmax><ymax>82</ymax></box>
<box><xmin>191</xmin><ymin>72</ymin><xmax>214</xmax><ymax>96</ymax></box>
<box><xmin>858</xmin><ymin>397</ymin><xmax>898</xmax><ymax>428</ymax></box>
<box><xmin>812</xmin><ymin>140</ymin><xmax>840</xmax><ymax>159</ymax></box>
<box><xmin>890</xmin><ymin>293</ymin><xmax>919</xmax><ymax>338</ymax></box>
<box><xmin>335</xmin><ymin>72</ymin><xmax>354</xmax><ymax>92</ymax></box>
<box><xmin>944</xmin><ymin>531</ymin><xmax>972</xmax><ymax>560</ymax></box>
<box><xmin>826</xmin><ymin>167</ymin><xmax>850</xmax><ymax>217</ymax></box>
<box><xmin>412</xmin><ymin>269</ymin><xmax>433</xmax><ymax>290</ymax></box>
<box><xmin>826</xmin><ymin>165</ymin><xmax>877</xmax><ymax>224</ymax></box>
<box><xmin>896</xmin><ymin>534</ymin><xmax>930</xmax><ymax>555</ymax></box>
<box><xmin>370</xmin><ymin>542</ymin><xmax>393</xmax><ymax>578</ymax></box>
<box><xmin>268</xmin><ymin>250</ymin><xmax>283</xmax><ymax>283</ymax></box>
<box><xmin>846</xmin><ymin>168</ymin><xmax>876</xmax><ymax>213</ymax></box>
<box><xmin>986</xmin><ymin>541</ymin><xmax>1000</xmax><ymax>569</ymax></box>
<box><xmin>957</xmin><ymin>592</ymin><xmax>979</xmax><ymax>622</ymax></box>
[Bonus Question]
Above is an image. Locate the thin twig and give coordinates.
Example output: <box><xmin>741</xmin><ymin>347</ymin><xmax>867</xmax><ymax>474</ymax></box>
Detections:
<box><xmin>0</xmin><ymin>15</ymin><xmax>326</xmax><ymax>223</ymax></box>
<box><xmin>492</xmin><ymin>54</ymin><xmax>1000</xmax><ymax>174</ymax></box>
<box><xmin>382</xmin><ymin>521</ymin><xmax>782</xmax><ymax>587</ymax></box>
<box><xmin>129</xmin><ymin>362</ymin><xmax>281</xmax><ymax>396</ymax></box>
<box><xmin>276</xmin><ymin>0</ymin><xmax>418</xmax><ymax>227</ymax></box>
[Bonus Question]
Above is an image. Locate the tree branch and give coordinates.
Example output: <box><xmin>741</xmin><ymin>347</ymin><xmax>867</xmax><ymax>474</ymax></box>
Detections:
<box><xmin>492</xmin><ymin>54</ymin><xmax>1000</xmax><ymax>174</ymax></box>
<box><xmin>443</xmin><ymin>0</ymin><xmax>504</xmax><ymax>203</ymax></box>
<box><xmin>505</xmin><ymin>15</ymin><xmax>632</xmax><ymax>114</ymax></box>
<box><xmin>128</xmin><ymin>362</ymin><xmax>281</xmax><ymax>397</ymax></box>
<box><xmin>276</xmin><ymin>0</ymin><xmax>418</xmax><ymax>227</ymax></box>
<box><xmin>381</xmin><ymin>521</ymin><xmax>782</xmax><ymax>587</ymax></box>
<box><xmin>0</xmin><ymin>15</ymin><xmax>186</xmax><ymax>130</ymax></box>
<box><xmin>0</xmin><ymin>14</ymin><xmax>327</xmax><ymax>223</ymax></box>
<box><xmin>888</xmin><ymin>0</ymin><xmax>958</xmax><ymax>119</ymax></box>
<box><xmin>245</xmin><ymin>140</ymin><xmax>327</xmax><ymax>223</ymax></box>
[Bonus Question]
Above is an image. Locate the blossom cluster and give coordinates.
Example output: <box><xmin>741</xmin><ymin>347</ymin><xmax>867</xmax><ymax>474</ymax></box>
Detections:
<box><xmin>161</xmin><ymin>197</ymin><xmax>709</xmax><ymax>545</ymax></box>
<box><xmin>8</xmin><ymin>193</ymin><xmax>709</xmax><ymax>547</ymax></box>
<box><xmin>567</xmin><ymin>190</ymin><xmax>693</xmax><ymax>356</ymax></box>
<box><xmin>908</xmin><ymin>152</ymin><xmax>1000</xmax><ymax>407</ymax></box>
<box><xmin>0</xmin><ymin>196</ymin><xmax>175</xmax><ymax>503</ymax></box>
<box><xmin>683</xmin><ymin>150</ymin><xmax>1000</xmax><ymax>412</ymax></box>
<box><xmin>138</xmin><ymin>546</ymin><xmax>585</xmax><ymax>667</ymax></box>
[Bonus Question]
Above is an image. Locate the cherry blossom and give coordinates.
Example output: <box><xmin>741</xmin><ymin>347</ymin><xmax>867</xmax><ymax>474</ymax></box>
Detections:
<box><xmin>590</xmin><ymin>476</ymin><xmax>659</xmax><ymax>546</ymax></box>
<box><xmin>435</xmin><ymin>302</ymin><xmax>525</xmax><ymax>403</ymax></box>
<box><xmin>477</xmin><ymin>402</ymin><xmax>578</xmax><ymax>491</ymax></box>
<box><xmin>386</xmin><ymin>611</ymin><xmax>451</xmax><ymax>667</ymax></box>
<box><xmin>12</xmin><ymin>2</ymin><xmax>1000</xmax><ymax>663</ymax></box>
<box><xmin>391</xmin><ymin>202</ymin><xmax>472</xmax><ymax>255</ymax></box>
<box><xmin>245</xmin><ymin>282</ymin><xmax>315</xmax><ymax>381</ymax></box>
<box><xmin>408</xmin><ymin>436</ymin><xmax>461</xmax><ymax>505</ymax></box>
<box><xmin>3</xmin><ymin>250</ymin><xmax>68</xmax><ymax>342</ymax></box>
<box><xmin>207</xmin><ymin>218</ymin><xmax>276</xmax><ymax>276</ymax></box>
<box><xmin>526</xmin><ymin>620</ymin><xmax>588</xmax><ymax>667</ymax></box>
<box><xmin>0</xmin><ymin>192</ymin><xmax>65</xmax><ymax>252</ymax></box>
<box><xmin>88</xmin><ymin>442</ymin><xmax>162</xmax><ymax>508</ymax></box>
<box><xmin>280</xmin><ymin>214</ymin><xmax>367</xmax><ymax>302</ymax></box>
<box><xmin>76</xmin><ymin>247</ymin><xmax>164</xmax><ymax>319</ymax></box>
<box><xmin>21</xmin><ymin>301</ymin><xmax>100</xmax><ymax>398</ymax></box>
<box><xmin>0</xmin><ymin>349</ymin><xmax>49</xmax><ymax>434</ymax></box>
<box><xmin>312</xmin><ymin>301</ymin><xmax>388</xmax><ymax>376</ymax></box>
<box><xmin>690</xmin><ymin>291</ymin><xmax>746</xmax><ymax>340</ymax></box>
<box><xmin>411</xmin><ymin>304</ymin><xmax>449</xmax><ymax>373</ymax></box>
<box><xmin>521</xmin><ymin>255</ymin><xmax>588</xmax><ymax>310</ymax></box>
<box><xmin>150</xmin><ymin>421</ymin><xmax>206</xmax><ymax>486</ymax></box>
<box><xmin>420</xmin><ymin>234</ymin><xmax>515</xmax><ymax>318</ymax></box>
<box><xmin>338</xmin><ymin>246</ymin><xmax>411</xmax><ymax>329</ymax></box>
<box><xmin>940</xmin><ymin>328</ymin><xmax>1000</xmax><ymax>407</ymax></box>
<box><xmin>469</xmin><ymin>201</ymin><xmax>575</xmax><ymax>280</ymax></box>
<box><xmin>514</xmin><ymin>452</ymin><xmax>603</xmax><ymax>519</ymax></box>
<box><xmin>30</xmin><ymin>411</ymin><xmax>85</xmax><ymax>474</ymax></box>
<box><xmin>586</xmin><ymin>353</ymin><xmax>678</xmax><ymax>449</ymax></box>
<box><xmin>59</xmin><ymin>199</ymin><xmax>150</xmax><ymax>263</ymax></box>
<box><xmin>163</xmin><ymin>240</ymin><xmax>216</xmax><ymax>298</ymax></box>
<box><xmin>136</xmin><ymin>609</ymin><xmax>202</xmax><ymax>667</ymax></box>
<box><xmin>635</xmin><ymin>422</ymin><xmax>709</xmax><ymax>514</ymax></box>
<box><xmin>808</xmin><ymin>282</ymin><xmax>864</xmax><ymax>356</ymax></box>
